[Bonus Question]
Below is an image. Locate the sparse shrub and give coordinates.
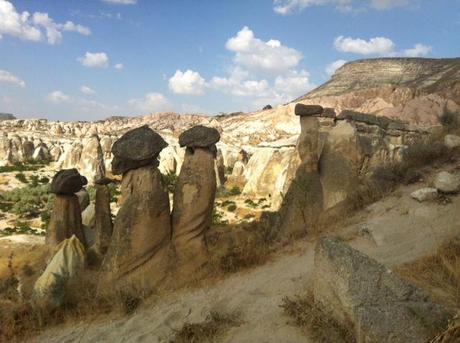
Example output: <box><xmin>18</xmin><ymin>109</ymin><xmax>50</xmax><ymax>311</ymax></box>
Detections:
<box><xmin>107</xmin><ymin>183</ymin><xmax>121</xmax><ymax>203</ymax></box>
<box><xmin>229</xmin><ymin>186</ymin><xmax>241</xmax><ymax>196</ymax></box>
<box><xmin>161</xmin><ymin>172</ymin><xmax>178</xmax><ymax>193</ymax></box>
<box><xmin>216</xmin><ymin>186</ymin><xmax>241</xmax><ymax>198</ymax></box>
<box><xmin>281</xmin><ymin>294</ymin><xmax>355</xmax><ymax>343</ymax></box>
<box><xmin>227</xmin><ymin>204</ymin><xmax>237</xmax><ymax>212</ymax></box>
<box><xmin>212</xmin><ymin>208</ymin><xmax>225</xmax><ymax>225</ymax></box>
<box><xmin>0</xmin><ymin>183</ymin><xmax>51</xmax><ymax>219</ymax></box>
<box><xmin>172</xmin><ymin>311</ymin><xmax>241</xmax><ymax>343</ymax></box>
<box><xmin>244</xmin><ymin>199</ymin><xmax>258</xmax><ymax>208</ymax></box>
<box><xmin>15</xmin><ymin>172</ymin><xmax>28</xmax><ymax>184</ymax></box>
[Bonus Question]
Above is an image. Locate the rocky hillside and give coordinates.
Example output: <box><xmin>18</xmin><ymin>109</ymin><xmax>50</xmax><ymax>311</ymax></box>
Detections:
<box><xmin>0</xmin><ymin>113</ymin><xmax>16</xmax><ymax>121</ymax></box>
<box><xmin>298</xmin><ymin>58</ymin><xmax>460</xmax><ymax>125</ymax></box>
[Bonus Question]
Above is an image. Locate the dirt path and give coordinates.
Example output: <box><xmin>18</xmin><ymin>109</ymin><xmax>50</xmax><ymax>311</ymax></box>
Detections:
<box><xmin>31</xmin><ymin>179</ymin><xmax>460</xmax><ymax>343</ymax></box>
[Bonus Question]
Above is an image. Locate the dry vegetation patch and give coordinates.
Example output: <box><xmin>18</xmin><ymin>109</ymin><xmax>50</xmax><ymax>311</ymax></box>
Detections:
<box><xmin>281</xmin><ymin>293</ymin><xmax>355</xmax><ymax>343</ymax></box>
<box><xmin>171</xmin><ymin>311</ymin><xmax>241</xmax><ymax>343</ymax></box>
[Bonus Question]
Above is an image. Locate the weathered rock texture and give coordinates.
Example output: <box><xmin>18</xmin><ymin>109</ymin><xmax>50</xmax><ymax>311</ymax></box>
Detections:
<box><xmin>172</xmin><ymin>127</ymin><xmax>219</xmax><ymax>277</ymax></box>
<box><xmin>313</xmin><ymin>237</ymin><xmax>450</xmax><ymax>343</ymax></box>
<box><xmin>91</xmin><ymin>184</ymin><xmax>113</xmax><ymax>257</ymax></box>
<box><xmin>50</xmin><ymin>169</ymin><xmax>87</xmax><ymax>195</ymax></box>
<box><xmin>46</xmin><ymin>194</ymin><xmax>86</xmax><ymax>248</ymax></box>
<box><xmin>100</xmin><ymin>165</ymin><xmax>171</xmax><ymax>291</ymax></box>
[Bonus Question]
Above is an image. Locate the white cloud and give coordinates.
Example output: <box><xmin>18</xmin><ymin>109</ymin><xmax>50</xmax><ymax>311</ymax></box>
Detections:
<box><xmin>403</xmin><ymin>43</ymin><xmax>432</xmax><ymax>57</ymax></box>
<box><xmin>273</xmin><ymin>0</ymin><xmax>411</xmax><ymax>14</ymax></box>
<box><xmin>0</xmin><ymin>0</ymin><xmax>89</xmax><ymax>44</ymax></box>
<box><xmin>114</xmin><ymin>63</ymin><xmax>124</xmax><ymax>70</ymax></box>
<box><xmin>46</xmin><ymin>91</ymin><xmax>70</xmax><ymax>103</ymax></box>
<box><xmin>169</xmin><ymin>69</ymin><xmax>206</xmax><ymax>95</ymax></box>
<box><xmin>128</xmin><ymin>93</ymin><xmax>171</xmax><ymax>113</ymax></box>
<box><xmin>274</xmin><ymin>70</ymin><xmax>313</xmax><ymax>98</ymax></box>
<box><xmin>80</xmin><ymin>86</ymin><xmax>96</xmax><ymax>95</ymax></box>
<box><xmin>225</xmin><ymin>26</ymin><xmax>303</xmax><ymax>75</ymax></box>
<box><xmin>325</xmin><ymin>59</ymin><xmax>347</xmax><ymax>76</ymax></box>
<box><xmin>0</xmin><ymin>69</ymin><xmax>26</xmax><ymax>87</ymax></box>
<box><xmin>102</xmin><ymin>0</ymin><xmax>137</xmax><ymax>4</ymax></box>
<box><xmin>334</xmin><ymin>35</ymin><xmax>395</xmax><ymax>55</ymax></box>
<box><xmin>78</xmin><ymin>52</ymin><xmax>109</xmax><ymax>68</ymax></box>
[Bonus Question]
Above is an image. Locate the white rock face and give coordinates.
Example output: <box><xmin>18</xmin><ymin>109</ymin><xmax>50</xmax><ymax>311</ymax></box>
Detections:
<box><xmin>410</xmin><ymin>188</ymin><xmax>438</xmax><ymax>202</ymax></box>
<box><xmin>434</xmin><ymin>171</ymin><xmax>460</xmax><ymax>193</ymax></box>
<box><xmin>78</xmin><ymin>135</ymin><xmax>105</xmax><ymax>183</ymax></box>
<box><xmin>444</xmin><ymin>134</ymin><xmax>460</xmax><ymax>148</ymax></box>
<box><xmin>82</xmin><ymin>203</ymin><xmax>96</xmax><ymax>227</ymax></box>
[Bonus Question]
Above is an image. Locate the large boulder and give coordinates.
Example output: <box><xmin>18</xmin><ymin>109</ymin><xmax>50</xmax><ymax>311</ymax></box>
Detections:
<box><xmin>434</xmin><ymin>171</ymin><xmax>460</xmax><ymax>194</ymax></box>
<box><xmin>294</xmin><ymin>103</ymin><xmax>323</xmax><ymax>116</ymax></box>
<box><xmin>444</xmin><ymin>134</ymin><xmax>460</xmax><ymax>149</ymax></box>
<box><xmin>100</xmin><ymin>165</ymin><xmax>171</xmax><ymax>291</ymax></box>
<box><xmin>33</xmin><ymin>235</ymin><xmax>86</xmax><ymax>308</ymax></box>
<box><xmin>313</xmin><ymin>237</ymin><xmax>450</xmax><ymax>343</ymax></box>
<box><xmin>178</xmin><ymin>125</ymin><xmax>220</xmax><ymax>148</ymax></box>
<box><xmin>50</xmin><ymin>169</ymin><xmax>88</xmax><ymax>195</ymax></box>
<box><xmin>111</xmin><ymin>125</ymin><xmax>167</xmax><ymax>175</ymax></box>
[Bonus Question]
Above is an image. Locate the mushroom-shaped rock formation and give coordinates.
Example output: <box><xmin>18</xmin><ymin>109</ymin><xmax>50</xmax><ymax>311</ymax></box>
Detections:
<box><xmin>294</xmin><ymin>103</ymin><xmax>324</xmax><ymax>117</ymax></box>
<box><xmin>100</xmin><ymin>127</ymin><xmax>170</xmax><ymax>292</ymax></box>
<box><xmin>278</xmin><ymin>105</ymin><xmax>324</xmax><ymax>236</ymax></box>
<box><xmin>46</xmin><ymin>169</ymin><xmax>87</xmax><ymax>248</ymax></box>
<box><xmin>111</xmin><ymin>125</ymin><xmax>168</xmax><ymax>175</ymax></box>
<box><xmin>172</xmin><ymin>126</ymin><xmax>220</xmax><ymax>278</ymax></box>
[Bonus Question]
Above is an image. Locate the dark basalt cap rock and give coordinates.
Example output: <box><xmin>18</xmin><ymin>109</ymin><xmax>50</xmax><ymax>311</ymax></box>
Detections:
<box><xmin>295</xmin><ymin>104</ymin><xmax>324</xmax><ymax>117</ymax></box>
<box><xmin>179</xmin><ymin>125</ymin><xmax>220</xmax><ymax>148</ymax></box>
<box><xmin>112</xmin><ymin>125</ymin><xmax>167</xmax><ymax>161</ymax></box>
<box><xmin>337</xmin><ymin>110</ymin><xmax>394</xmax><ymax>129</ymax></box>
<box><xmin>111</xmin><ymin>125</ymin><xmax>167</xmax><ymax>175</ymax></box>
<box><xmin>51</xmin><ymin>169</ymin><xmax>87</xmax><ymax>195</ymax></box>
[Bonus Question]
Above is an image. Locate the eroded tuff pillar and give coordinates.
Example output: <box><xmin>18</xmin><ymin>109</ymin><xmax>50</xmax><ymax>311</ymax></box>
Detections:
<box><xmin>172</xmin><ymin>125</ymin><xmax>220</xmax><ymax>277</ymax></box>
<box><xmin>46</xmin><ymin>169</ymin><xmax>87</xmax><ymax>247</ymax></box>
<box><xmin>89</xmin><ymin>177</ymin><xmax>114</xmax><ymax>261</ymax></box>
<box><xmin>99</xmin><ymin>125</ymin><xmax>171</xmax><ymax>292</ymax></box>
<box><xmin>278</xmin><ymin>104</ymin><xmax>324</xmax><ymax>237</ymax></box>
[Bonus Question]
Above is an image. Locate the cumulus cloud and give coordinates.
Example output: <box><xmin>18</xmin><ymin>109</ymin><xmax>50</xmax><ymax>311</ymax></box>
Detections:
<box><xmin>225</xmin><ymin>26</ymin><xmax>303</xmax><ymax>75</ymax></box>
<box><xmin>0</xmin><ymin>0</ymin><xmax>89</xmax><ymax>44</ymax></box>
<box><xmin>273</xmin><ymin>0</ymin><xmax>412</xmax><ymax>14</ymax></box>
<box><xmin>403</xmin><ymin>43</ymin><xmax>432</xmax><ymax>57</ymax></box>
<box><xmin>114</xmin><ymin>63</ymin><xmax>124</xmax><ymax>70</ymax></box>
<box><xmin>78</xmin><ymin>52</ymin><xmax>109</xmax><ymax>68</ymax></box>
<box><xmin>169</xmin><ymin>69</ymin><xmax>206</xmax><ymax>95</ymax></box>
<box><xmin>0</xmin><ymin>69</ymin><xmax>26</xmax><ymax>88</ymax></box>
<box><xmin>102</xmin><ymin>0</ymin><xmax>137</xmax><ymax>4</ymax></box>
<box><xmin>325</xmin><ymin>59</ymin><xmax>347</xmax><ymax>76</ymax></box>
<box><xmin>334</xmin><ymin>36</ymin><xmax>395</xmax><ymax>55</ymax></box>
<box><xmin>80</xmin><ymin>85</ymin><xmax>96</xmax><ymax>95</ymax></box>
<box><xmin>128</xmin><ymin>92</ymin><xmax>171</xmax><ymax>113</ymax></box>
<box><xmin>46</xmin><ymin>90</ymin><xmax>70</xmax><ymax>103</ymax></box>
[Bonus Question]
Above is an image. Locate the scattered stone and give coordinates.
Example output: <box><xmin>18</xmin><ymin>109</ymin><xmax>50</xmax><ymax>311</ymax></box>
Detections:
<box><xmin>411</xmin><ymin>187</ymin><xmax>438</xmax><ymax>202</ymax></box>
<box><xmin>262</xmin><ymin>104</ymin><xmax>273</xmax><ymax>110</ymax></box>
<box><xmin>434</xmin><ymin>171</ymin><xmax>460</xmax><ymax>194</ymax></box>
<box><xmin>50</xmin><ymin>169</ymin><xmax>88</xmax><ymax>195</ymax></box>
<box><xmin>444</xmin><ymin>134</ymin><xmax>460</xmax><ymax>149</ymax></box>
<box><xmin>111</xmin><ymin>125</ymin><xmax>168</xmax><ymax>175</ymax></box>
<box><xmin>294</xmin><ymin>103</ymin><xmax>323</xmax><ymax>116</ymax></box>
<box><xmin>313</xmin><ymin>237</ymin><xmax>450</xmax><ymax>343</ymax></box>
<box><xmin>33</xmin><ymin>235</ymin><xmax>86</xmax><ymax>308</ymax></box>
<box><xmin>178</xmin><ymin>125</ymin><xmax>220</xmax><ymax>148</ymax></box>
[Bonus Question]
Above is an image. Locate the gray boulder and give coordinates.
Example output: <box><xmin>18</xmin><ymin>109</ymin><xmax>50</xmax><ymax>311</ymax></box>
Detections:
<box><xmin>411</xmin><ymin>187</ymin><xmax>438</xmax><ymax>202</ymax></box>
<box><xmin>178</xmin><ymin>125</ymin><xmax>220</xmax><ymax>148</ymax></box>
<box><xmin>50</xmin><ymin>169</ymin><xmax>88</xmax><ymax>195</ymax></box>
<box><xmin>111</xmin><ymin>125</ymin><xmax>168</xmax><ymax>175</ymax></box>
<box><xmin>434</xmin><ymin>171</ymin><xmax>460</xmax><ymax>193</ymax></box>
<box><xmin>313</xmin><ymin>237</ymin><xmax>450</xmax><ymax>343</ymax></box>
<box><xmin>444</xmin><ymin>134</ymin><xmax>460</xmax><ymax>149</ymax></box>
<box><xmin>294</xmin><ymin>103</ymin><xmax>323</xmax><ymax>116</ymax></box>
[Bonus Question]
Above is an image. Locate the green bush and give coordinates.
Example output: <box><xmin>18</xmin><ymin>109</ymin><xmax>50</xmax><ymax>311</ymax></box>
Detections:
<box><xmin>440</xmin><ymin>108</ymin><xmax>459</xmax><ymax>131</ymax></box>
<box><xmin>227</xmin><ymin>204</ymin><xmax>237</xmax><ymax>212</ymax></box>
<box><xmin>14</xmin><ymin>173</ymin><xmax>28</xmax><ymax>184</ymax></box>
<box><xmin>244</xmin><ymin>199</ymin><xmax>258</xmax><ymax>208</ymax></box>
<box><xmin>0</xmin><ymin>184</ymin><xmax>51</xmax><ymax>219</ymax></box>
<box><xmin>161</xmin><ymin>172</ymin><xmax>178</xmax><ymax>193</ymax></box>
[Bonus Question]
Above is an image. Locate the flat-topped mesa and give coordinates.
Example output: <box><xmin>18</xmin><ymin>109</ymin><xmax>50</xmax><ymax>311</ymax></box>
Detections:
<box><xmin>172</xmin><ymin>125</ymin><xmax>220</xmax><ymax>278</ymax></box>
<box><xmin>111</xmin><ymin>124</ymin><xmax>168</xmax><ymax>175</ymax></box>
<box><xmin>46</xmin><ymin>169</ymin><xmax>87</xmax><ymax>248</ymax></box>
<box><xmin>100</xmin><ymin>126</ymin><xmax>171</xmax><ymax>292</ymax></box>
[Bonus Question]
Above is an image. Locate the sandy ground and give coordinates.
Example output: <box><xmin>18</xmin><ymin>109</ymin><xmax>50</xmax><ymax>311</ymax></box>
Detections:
<box><xmin>28</xmin><ymin>175</ymin><xmax>460</xmax><ymax>343</ymax></box>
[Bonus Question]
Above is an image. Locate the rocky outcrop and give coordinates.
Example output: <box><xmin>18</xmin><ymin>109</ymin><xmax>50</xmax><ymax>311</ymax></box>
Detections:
<box><xmin>78</xmin><ymin>134</ymin><xmax>105</xmax><ymax>184</ymax></box>
<box><xmin>172</xmin><ymin>126</ymin><xmax>220</xmax><ymax>277</ymax></box>
<box><xmin>313</xmin><ymin>237</ymin><xmax>450</xmax><ymax>343</ymax></box>
<box><xmin>434</xmin><ymin>171</ymin><xmax>460</xmax><ymax>194</ymax></box>
<box><xmin>90</xmin><ymin>180</ymin><xmax>114</xmax><ymax>259</ymax></box>
<box><xmin>100</xmin><ymin>126</ymin><xmax>171</xmax><ymax>292</ymax></box>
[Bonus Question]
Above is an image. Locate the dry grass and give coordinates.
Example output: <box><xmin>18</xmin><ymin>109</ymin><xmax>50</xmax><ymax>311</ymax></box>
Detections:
<box><xmin>281</xmin><ymin>293</ymin><xmax>355</xmax><ymax>343</ymax></box>
<box><xmin>171</xmin><ymin>311</ymin><xmax>241</xmax><ymax>343</ymax></box>
<box><xmin>396</xmin><ymin>237</ymin><xmax>460</xmax><ymax>309</ymax></box>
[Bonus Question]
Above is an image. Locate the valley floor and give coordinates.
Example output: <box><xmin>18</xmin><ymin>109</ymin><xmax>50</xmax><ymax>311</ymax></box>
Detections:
<box><xmin>29</xmin><ymin>174</ymin><xmax>460</xmax><ymax>343</ymax></box>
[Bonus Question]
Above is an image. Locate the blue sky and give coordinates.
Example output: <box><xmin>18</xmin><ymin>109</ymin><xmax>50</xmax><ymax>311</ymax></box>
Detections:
<box><xmin>0</xmin><ymin>0</ymin><xmax>459</xmax><ymax>121</ymax></box>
